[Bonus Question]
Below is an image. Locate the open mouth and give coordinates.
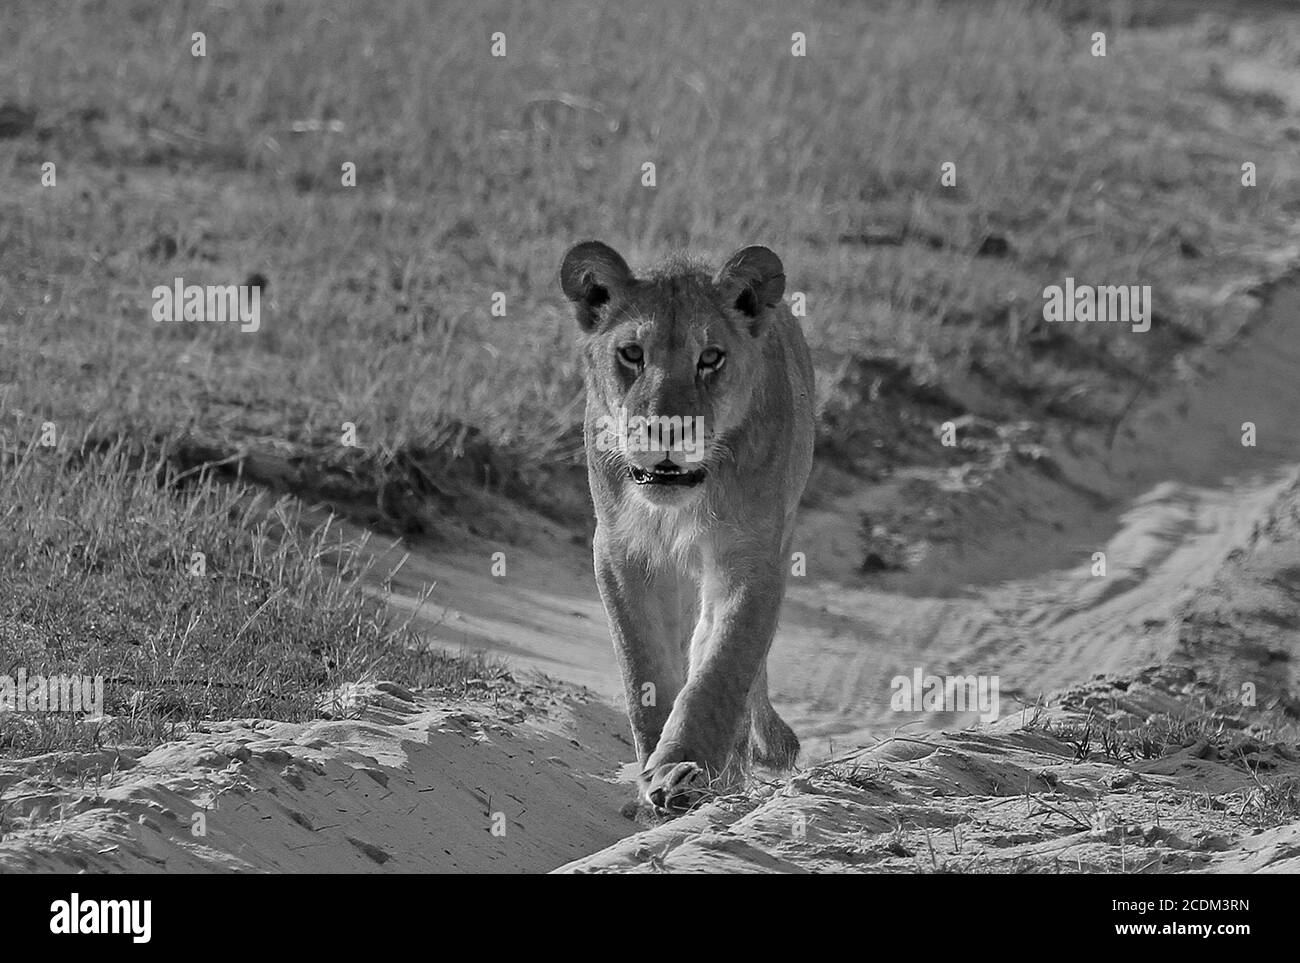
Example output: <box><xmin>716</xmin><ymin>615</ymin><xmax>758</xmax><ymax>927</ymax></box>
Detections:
<box><xmin>628</xmin><ymin>464</ymin><xmax>707</xmax><ymax>487</ymax></box>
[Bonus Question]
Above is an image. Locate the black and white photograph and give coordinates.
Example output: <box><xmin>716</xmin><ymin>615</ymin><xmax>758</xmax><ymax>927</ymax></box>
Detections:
<box><xmin>0</xmin><ymin>0</ymin><xmax>1296</xmax><ymax>927</ymax></box>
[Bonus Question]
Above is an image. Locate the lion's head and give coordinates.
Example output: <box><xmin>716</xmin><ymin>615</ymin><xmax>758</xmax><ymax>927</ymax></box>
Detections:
<box><xmin>560</xmin><ymin>241</ymin><xmax>787</xmax><ymax>507</ymax></box>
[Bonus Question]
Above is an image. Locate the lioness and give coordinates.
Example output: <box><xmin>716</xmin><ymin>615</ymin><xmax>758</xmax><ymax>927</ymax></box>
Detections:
<box><xmin>560</xmin><ymin>240</ymin><xmax>814</xmax><ymax>813</ymax></box>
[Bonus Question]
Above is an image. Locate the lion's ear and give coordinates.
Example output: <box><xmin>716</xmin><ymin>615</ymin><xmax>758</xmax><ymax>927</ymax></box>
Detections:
<box><xmin>715</xmin><ymin>246</ymin><xmax>785</xmax><ymax>334</ymax></box>
<box><xmin>560</xmin><ymin>241</ymin><xmax>634</xmax><ymax>331</ymax></box>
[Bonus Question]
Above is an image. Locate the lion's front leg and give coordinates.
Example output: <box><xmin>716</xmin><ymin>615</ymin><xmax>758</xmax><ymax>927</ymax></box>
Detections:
<box><xmin>592</xmin><ymin>529</ymin><xmax>693</xmax><ymax>767</ymax></box>
<box><xmin>642</xmin><ymin>549</ymin><xmax>785</xmax><ymax>813</ymax></box>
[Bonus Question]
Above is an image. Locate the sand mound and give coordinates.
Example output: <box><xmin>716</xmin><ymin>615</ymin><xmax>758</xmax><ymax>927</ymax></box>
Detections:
<box><xmin>0</xmin><ymin>678</ymin><xmax>637</xmax><ymax>873</ymax></box>
<box><xmin>560</xmin><ymin>666</ymin><xmax>1300</xmax><ymax>873</ymax></box>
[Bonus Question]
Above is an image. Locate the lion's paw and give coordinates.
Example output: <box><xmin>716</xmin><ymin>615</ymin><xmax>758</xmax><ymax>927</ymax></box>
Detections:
<box><xmin>639</xmin><ymin>760</ymin><xmax>708</xmax><ymax>816</ymax></box>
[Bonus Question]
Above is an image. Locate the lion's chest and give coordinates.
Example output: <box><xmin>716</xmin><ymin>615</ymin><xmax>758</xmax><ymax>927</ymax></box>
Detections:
<box><xmin>607</xmin><ymin>495</ymin><xmax>707</xmax><ymax>575</ymax></box>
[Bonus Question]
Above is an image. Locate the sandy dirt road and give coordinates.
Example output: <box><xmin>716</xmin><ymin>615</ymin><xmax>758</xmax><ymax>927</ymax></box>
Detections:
<box><xmin>369</xmin><ymin>281</ymin><xmax>1300</xmax><ymax>761</ymax></box>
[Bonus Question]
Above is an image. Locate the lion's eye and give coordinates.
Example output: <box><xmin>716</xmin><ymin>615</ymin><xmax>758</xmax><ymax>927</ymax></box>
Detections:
<box><xmin>617</xmin><ymin>344</ymin><xmax>643</xmax><ymax>367</ymax></box>
<box><xmin>698</xmin><ymin>347</ymin><xmax>725</xmax><ymax>370</ymax></box>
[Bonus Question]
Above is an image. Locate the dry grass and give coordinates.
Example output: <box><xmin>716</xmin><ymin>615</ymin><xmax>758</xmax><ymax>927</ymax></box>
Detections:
<box><xmin>0</xmin><ymin>433</ymin><xmax>499</xmax><ymax>757</ymax></box>
<box><xmin>3</xmin><ymin>0</ymin><xmax>1299</xmax><ymax>505</ymax></box>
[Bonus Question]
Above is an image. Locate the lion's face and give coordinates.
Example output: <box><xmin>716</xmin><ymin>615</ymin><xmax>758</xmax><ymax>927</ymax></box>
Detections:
<box><xmin>562</xmin><ymin>243</ymin><xmax>786</xmax><ymax>507</ymax></box>
<box><xmin>580</xmin><ymin>271</ymin><xmax>762</xmax><ymax>507</ymax></box>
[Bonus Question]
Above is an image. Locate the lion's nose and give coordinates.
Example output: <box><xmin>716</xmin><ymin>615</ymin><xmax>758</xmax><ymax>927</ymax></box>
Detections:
<box><xmin>654</xmin><ymin>417</ymin><xmax>682</xmax><ymax>448</ymax></box>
